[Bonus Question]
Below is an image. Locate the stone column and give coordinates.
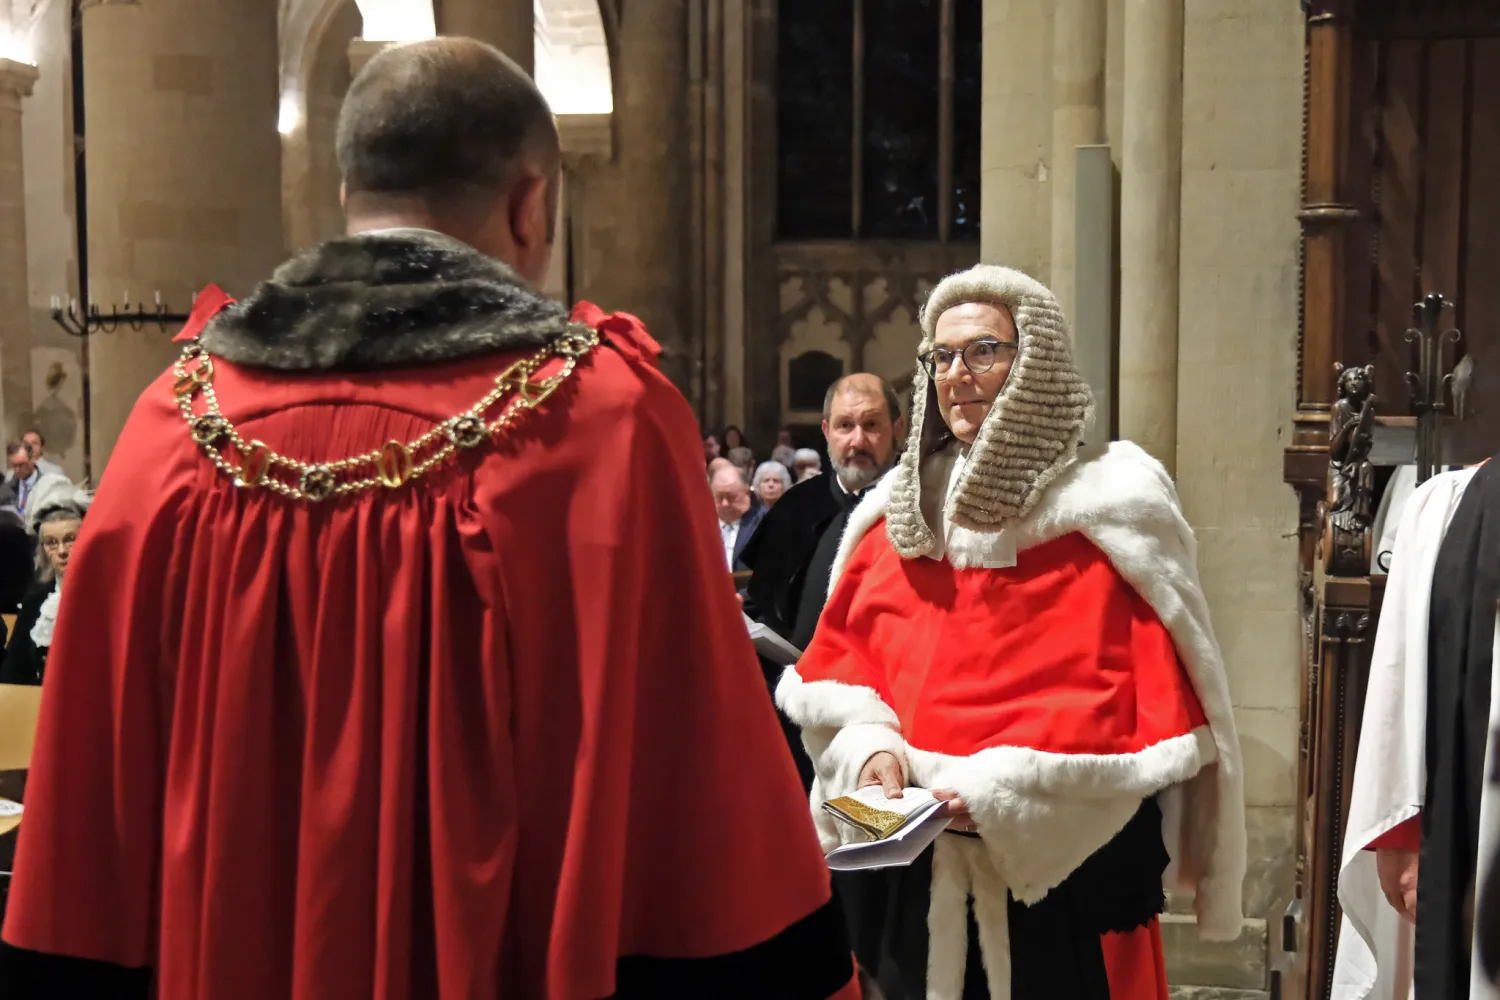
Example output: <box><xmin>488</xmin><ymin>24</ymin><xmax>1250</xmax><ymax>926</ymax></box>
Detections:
<box><xmin>1049</xmin><ymin>0</ymin><xmax>1106</xmax><ymax>322</ymax></box>
<box><xmin>570</xmin><ymin>0</ymin><xmax>692</xmax><ymax>391</ymax></box>
<box><xmin>436</xmin><ymin>0</ymin><xmax>533</xmax><ymax>74</ymax></box>
<box><xmin>979</xmin><ymin>0</ymin><xmax>1054</xmax><ymax>278</ymax></box>
<box><xmin>83</xmin><ymin>0</ymin><xmax>283</xmax><ymax>471</ymax></box>
<box><xmin>1117</xmin><ymin>0</ymin><xmax>1184</xmax><ymax>474</ymax></box>
<box><xmin>0</xmin><ymin>59</ymin><xmax>38</xmax><ymax>443</ymax></box>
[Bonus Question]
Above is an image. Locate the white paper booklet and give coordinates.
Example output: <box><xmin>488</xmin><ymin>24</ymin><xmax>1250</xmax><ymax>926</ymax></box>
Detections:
<box><xmin>742</xmin><ymin>612</ymin><xmax>802</xmax><ymax>666</ymax></box>
<box><xmin>821</xmin><ymin>785</ymin><xmax>951</xmax><ymax>871</ymax></box>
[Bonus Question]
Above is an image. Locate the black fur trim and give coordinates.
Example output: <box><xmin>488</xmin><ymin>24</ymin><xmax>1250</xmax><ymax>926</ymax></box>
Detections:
<box><xmin>199</xmin><ymin>228</ymin><xmax>572</xmax><ymax>371</ymax></box>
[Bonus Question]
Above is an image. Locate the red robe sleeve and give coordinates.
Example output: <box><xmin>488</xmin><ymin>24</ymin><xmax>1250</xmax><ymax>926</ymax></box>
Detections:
<box><xmin>1366</xmin><ymin>814</ymin><xmax>1422</xmax><ymax>851</ymax></box>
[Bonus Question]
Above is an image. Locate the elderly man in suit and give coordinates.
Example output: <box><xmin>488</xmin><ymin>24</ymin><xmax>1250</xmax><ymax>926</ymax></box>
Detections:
<box><xmin>710</xmin><ymin>461</ymin><xmax>763</xmax><ymax>573</ymax></box>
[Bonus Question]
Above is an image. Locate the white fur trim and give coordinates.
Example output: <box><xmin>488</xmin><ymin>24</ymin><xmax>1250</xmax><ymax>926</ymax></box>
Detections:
<box><xmin>928</xmin><ymin>834</ymin><xmax>1015</xmax><ymax>1000</ymax></box>
<box><xmin>816</xmin><ymin>723</ymin><xmax>910</xmax><ymax>852</ymax></box>
<box><xmin>794</xmin><ymin>439</ymin><xmax>1247</xmax><ymax>940</ymax></box>
<box><xmin>928</xmin><ymin>836</ymin><xmax>972</xmax><ymax>1000</ymax></box>
<box><xmin>969</xmin><ymin>844</ymin><xmax>1013</xmax><ymax>1000</ymax></box>
<box><xmin>775</xmin><ymin>667</ymin><xmax>899</xmax><ymax>729</ymax></box>
<box><xmin>908</xmin><ymin>729</ymin><xmax>1213</xmax><ymax>905</ymax></box>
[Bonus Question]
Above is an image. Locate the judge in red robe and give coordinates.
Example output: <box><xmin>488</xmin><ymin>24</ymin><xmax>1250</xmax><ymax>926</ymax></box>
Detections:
<box><xmin>0</xmin><ymin>38</ymin><xmax>857</xmax><ymax>1000</ymax></box>
<box><xmin>777</xmin><ymin>265</ymin><xmax>1246</xmax><ymax>999</ymax></box>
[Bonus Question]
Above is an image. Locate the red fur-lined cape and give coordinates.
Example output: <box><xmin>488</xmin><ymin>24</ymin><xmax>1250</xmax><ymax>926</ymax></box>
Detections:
<box><xmin>3</xmin><ymin>300</ymin><xmax>858</xmax><ymax>1000</ymax></box>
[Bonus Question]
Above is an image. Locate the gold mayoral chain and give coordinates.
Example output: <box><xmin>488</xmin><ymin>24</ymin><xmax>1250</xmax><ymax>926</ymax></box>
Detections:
<box><xmin>171</xmin><ymin>322</ymin><xmax>600</xmax><ymax>503</ymax></box>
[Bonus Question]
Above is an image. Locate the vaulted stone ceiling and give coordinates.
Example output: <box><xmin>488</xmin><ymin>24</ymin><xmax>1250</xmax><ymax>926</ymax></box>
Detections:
<box><xmin>280</xmin><ymin>0</ymin><xmax>611</xmax><ymax>120</ymax></box>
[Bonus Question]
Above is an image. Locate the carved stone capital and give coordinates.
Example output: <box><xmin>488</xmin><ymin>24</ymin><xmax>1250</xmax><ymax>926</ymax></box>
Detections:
<box><xmin>0</xmin><ymin>59</ymin><xmax>38</xmax><ymax>108</ymax></box>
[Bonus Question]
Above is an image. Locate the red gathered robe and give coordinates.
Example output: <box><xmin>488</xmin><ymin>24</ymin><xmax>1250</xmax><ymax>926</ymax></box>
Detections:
<box><xmin>793</xmin><ymin>523</ymin><xmax>1211</xmax><ymax>1000</ymax></box>
<box><xmin>1</xmin><ymin>300</ymin><xmax>858</xmax><ymax>1000</ymax></box>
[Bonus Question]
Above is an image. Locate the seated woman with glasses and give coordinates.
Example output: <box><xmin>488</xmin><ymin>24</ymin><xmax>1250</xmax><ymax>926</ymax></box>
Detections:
<box><xmin>2</xmin><ymin>499</ymin><xmax>87</xmax><ymax>685</ymax></box>
<box><xmin>775</xmin><ymin>264</ymin><xmax>1245</xmax><ymax>999</ymax></box>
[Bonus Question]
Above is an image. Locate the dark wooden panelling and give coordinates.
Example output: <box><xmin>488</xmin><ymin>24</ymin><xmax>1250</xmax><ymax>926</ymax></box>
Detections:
<box><xmin>1355</xmin><ymin>0</ymin><xmax>1500</xmax><ymax>39</ymax></box>
<box><xmin>1448</xmin><ymin>39</ymin><xmax>1500</xmax><ymax>463</ymax></box>
<box><xmin>1342</xmin><ymin>39</ymin><xmax>1378</xmax><ymax>403</ymax></box>
<box><xmin>1372</xmin><ymin>41</ymin><xmax>1422</xmax><ymax>410</ymax></box>
<box><xmin>1419</xmin><ymin>40</ymin><xmax>1466</xmax><ymax>306</ymax></box>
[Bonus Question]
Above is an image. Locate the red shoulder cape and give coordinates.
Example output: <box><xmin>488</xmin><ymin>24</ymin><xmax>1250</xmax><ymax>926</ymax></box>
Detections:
<box><xmin>797</xmin><ymin>526</ymin><xmax>1207</xmax><ymax>759</ymax></box>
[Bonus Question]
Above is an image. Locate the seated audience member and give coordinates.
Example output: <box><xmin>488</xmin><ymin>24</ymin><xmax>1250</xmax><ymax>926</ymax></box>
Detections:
<box><xmin>771</xmin><ymin>429</ymin><xmax>797</xmax><ymax>470</ymax></box>
<box><xmin>0</xmin><ymin>445</ymin><xmax>38</xmax><ymax>522</ymax></box>
<box><xmin>2</xmin><ymin>500</ymin><xmax>86</xmax><ymax>685</ymax></box>
<box><xmin>793</xmin><ymin>448</ymin><xmax>823</xmax><ymax>483</ymax></box>
<box><xmin>0</xmin><ymin>445</ymin><xmax>75</xmax><ymax>534</ymax></box>
<box><xmin>724</xmin><ymin>427</ymin><xmax>756</xmax><ymax>482</ymax></box>
<box><xmin>703</xmin><ymin>433</ymin><xmax>721</xmax><ymax>466</ymax></box>
<box><xmin>752</xmin><ymin>461</ymin><xmax>793</xmax><ymax>511</ymax></box>
<box><xmin>710</xmin><ymin>462</ymin><xmax>763</xmax><ymax>573</ymax></box>
<box><xmin>20</xmin><ymin>431</ymin><xmax>63</xmax><ymax>480</ymax></box>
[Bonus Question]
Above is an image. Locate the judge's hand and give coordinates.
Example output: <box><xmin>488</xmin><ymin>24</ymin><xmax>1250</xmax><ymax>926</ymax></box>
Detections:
<box><xmin>858</xmin><ymin>752</ymin><xmax>904</xmax><ymax>799</ymax></box>
<box><xmin>1376</xmin><ymin>848</ymin><xmax>1419</xmax><ymax>923</ymax></box>
<box><xmin>934</xmin><ymin>789</ymin><xmax>975</xmax><ymax>833</ymax></box>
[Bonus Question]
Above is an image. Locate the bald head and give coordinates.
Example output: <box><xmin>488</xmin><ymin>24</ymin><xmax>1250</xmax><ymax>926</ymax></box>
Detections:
<box><xmin>337</xmin><ymin>37</ymin><xmax>561</xmax><ymax>282</ymax></box>
<box><xmin>823</xmin><ymin>373</ymin><xmax>901</xmax><ymax>423</ymax></box>
<box><xmin>709</xmin><ymin>460</ymin><xmax>751</xmax><ymax>524</ymax></box>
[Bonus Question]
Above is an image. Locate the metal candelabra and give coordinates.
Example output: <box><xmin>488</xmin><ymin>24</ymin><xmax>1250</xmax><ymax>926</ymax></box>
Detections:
<box><xmin>49</xmin><ymin>292</ymin><xmax>190</xmax><ymax>337</ymax></box>
<box><xmin>1404</xmin><ymin>292</ymin><xmax>1464</xmax><ymax>485</ymax></box>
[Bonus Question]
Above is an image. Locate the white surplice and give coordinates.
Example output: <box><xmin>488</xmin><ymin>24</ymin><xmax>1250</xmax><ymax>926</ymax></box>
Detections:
<box><xmin>1332</xmin><ymin>466</ymin><xmax>1487</xmax><ymax>1000</ymax></box>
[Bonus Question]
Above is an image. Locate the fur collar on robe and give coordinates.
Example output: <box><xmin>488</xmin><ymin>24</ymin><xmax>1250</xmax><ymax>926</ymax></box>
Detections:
<box><xmin>777</xmin><ymin>440</ymin><xmax>1246</xmax><ymax>945</ymax></box>
<box><xmin>199</xmin><ymin>228</ymin><xmax>574</xmax><ymax>372</ymax></box>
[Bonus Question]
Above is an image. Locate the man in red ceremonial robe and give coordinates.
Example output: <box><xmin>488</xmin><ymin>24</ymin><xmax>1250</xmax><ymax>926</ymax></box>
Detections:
<box><xmin>776</xmin><ymin>265</ymin><xmax>1246</xmax><ymax>999</ymax></box>
<box><xmin>0</xmin><ymin>39</ymin><xmax>858</xmax><ymax>1000</ymax></box>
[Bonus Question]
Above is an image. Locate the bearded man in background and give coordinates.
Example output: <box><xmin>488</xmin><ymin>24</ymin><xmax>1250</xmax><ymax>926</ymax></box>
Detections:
<box><xmin>742</xmin><ymin>373</ymin><xmax>906</xmax><ymax>657</ymax></box>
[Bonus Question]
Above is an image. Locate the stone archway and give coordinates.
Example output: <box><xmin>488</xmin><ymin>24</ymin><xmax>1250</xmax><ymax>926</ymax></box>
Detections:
<box><xmin>535</xmin><ymin>0</ymin><xmax>612</xmax><ymax>114</ymax></box>
<box><xmin>279</xmin><ymin>0</ymin><xmax>614</xmax><ymax>248</ymax></box>
<box><xmin>280</xmin><ymin>0</ymin><xmax>367</xmax><ymax>252</ymax></box>
<box><xmin>299</xmin><ymin>1</ymin><xmax>362</xmax><ymax>250</ymax></box>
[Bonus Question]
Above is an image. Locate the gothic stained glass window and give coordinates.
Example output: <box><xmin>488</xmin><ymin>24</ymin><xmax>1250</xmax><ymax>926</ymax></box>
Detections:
<box><xmin>774</xmin><ymin>0</ymin><xmax>979</xmax><ymax>244</ymax></box>
<box><xmin>861</xmin><ymin>0</ymin><xmax>940</xmax><ymax>239</ymax></box>
<box><xmin>951</xmin><ymin>0</ymin><xmax>982</xmax><ymax>240</ymax></box>
<box><xmin>775</xmin><ymin>1</ymin><xmax>854</xmax><ymax>240</ymax></box>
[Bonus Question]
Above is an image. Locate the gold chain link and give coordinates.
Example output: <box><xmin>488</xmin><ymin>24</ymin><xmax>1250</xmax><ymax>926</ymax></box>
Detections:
<box><xmin>172</xmin><ymin>323</ymin><xmax>600</xmax><ymax>502</ymax></box>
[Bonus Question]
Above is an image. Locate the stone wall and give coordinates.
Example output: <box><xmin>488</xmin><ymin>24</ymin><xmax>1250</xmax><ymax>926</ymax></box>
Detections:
<box><xmin>81</xmin><ymin>0</ymin><xmax>285</xmax><ymax>471</ymax></box>
<box><xmin>979</xmin><ymin>0</ymin><xmax>1054</xmax><ymax>280</ymax></box>
<box><xmin>18</xmin><ymin>0</ymin><xmax>83</xmax><ymax>481</ymax></box>
<box><xmin>1171</xmin><ymin>0</ymin><xmax>1305</xmax><ymax>991</ymax></box>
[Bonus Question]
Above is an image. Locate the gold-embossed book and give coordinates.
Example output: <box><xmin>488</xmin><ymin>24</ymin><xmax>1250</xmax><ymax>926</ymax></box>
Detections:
<box><xmin>821</xmin><ymin>786</ymin><xmax>950</xmax><ymax>871</ymax></box>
